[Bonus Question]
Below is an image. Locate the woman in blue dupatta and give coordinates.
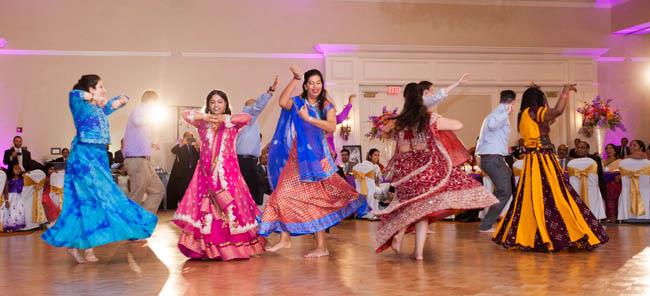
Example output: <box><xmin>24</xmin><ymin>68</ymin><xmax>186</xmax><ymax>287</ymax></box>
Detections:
<box><xmin>259</xmin><ymin>66</ymin><xmax>366</xmax><ymax>258</ymax></box>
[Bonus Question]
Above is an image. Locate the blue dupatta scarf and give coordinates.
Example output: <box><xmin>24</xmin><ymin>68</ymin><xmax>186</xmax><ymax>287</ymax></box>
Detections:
<box><xmin>268</xmin><ymin>96</ymin><xmax>337</xmax><ymax>189</ymax></box>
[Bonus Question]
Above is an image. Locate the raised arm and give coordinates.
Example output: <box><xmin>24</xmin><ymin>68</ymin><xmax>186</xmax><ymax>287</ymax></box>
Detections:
<box><xmin>423</xmin><ymin>73</ymin><xmax>469</xmax><ymax>107</ymax></box>
<box><xmin>279</xmin><ymin>66</ymin><xmax>302</xmax><ymax>110</ymax></box>
<box><xmin>298</xmin><ymin>104</ymin><xmax>336</xmax><ymax>133</ymax></box>
<box><xmin>543</xmin><ymin>84</ymin><xmax>576</xmax><ymax>122</ymax></box>
<box><xmin>245</xmin><ymin>76</ymin><xmax>279</xmax><ymax>118</ymax></box>
<box><xmin>336</xmin><ymin>94</ymin><xmax>355</xmax><ymax>124</ymax></box>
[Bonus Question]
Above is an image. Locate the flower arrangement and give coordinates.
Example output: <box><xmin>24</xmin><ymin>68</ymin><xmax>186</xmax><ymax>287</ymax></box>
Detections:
<box><xmin>365</xmin><ymin>106</ymin><xmax>398</xmax><ymax>140</ymax></box>
<box><xmin>577</xmin><ymin>96</ymin><xmax>625</xmax><ymax>137</ymax></box>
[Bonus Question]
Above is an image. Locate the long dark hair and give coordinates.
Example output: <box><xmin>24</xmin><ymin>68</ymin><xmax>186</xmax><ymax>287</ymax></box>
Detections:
<box><xmin>300</xmin><ymin>69</ymin><xmax>328</xmax><ymax>118</ymax></box>
<box><xmin>395</xmin><ymin>83</ymin><xmax>429</xmax><ymax>132</ymax></box>
<box><xmin>517</xmin><ymin>86</ymin><xmax>547</xmax><ymax>131</ymax></box>
<box><xmin>204</xmin><ymin>90</ymin><xmax>232</xmax><ymax>115</ymax></box>
<box><xmin>73</xmin><ymin>74</ymin><xmax>101</xmax><ymax>91</ymax></box>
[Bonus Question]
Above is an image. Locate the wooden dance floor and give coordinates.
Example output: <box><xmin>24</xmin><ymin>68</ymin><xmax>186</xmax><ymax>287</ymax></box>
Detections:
<box><xmin>2</xmin><ymin>211</ymin><xmax>650</xmax><ymax>295</ymax></box>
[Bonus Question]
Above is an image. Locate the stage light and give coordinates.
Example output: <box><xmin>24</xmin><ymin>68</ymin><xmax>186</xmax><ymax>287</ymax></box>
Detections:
<box><xmin>0</xmin><ymin>38</ymin><xmax>7</xmax><ymax>48</ymax></box>
<box><xmin>644</xmin><ymin>65</ymin><xmax>650</xmax><ymax>84</ymax></box>
<box><xmin>147</xmin><ymin>102</ymin><xmax>170</xmax><ymax>124</ymax></box>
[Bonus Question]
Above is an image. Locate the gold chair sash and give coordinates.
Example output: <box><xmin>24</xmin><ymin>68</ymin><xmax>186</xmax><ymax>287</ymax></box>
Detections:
<box><xmin>51</xmin><ymin>185</ymin><xmax>64</xmax><ymax>208</ymax></box>
<box><xmin>23</xmin><ymin>175</ymin><xmax>47</xmax><ymax>224</ymax></box>
<box><xmin>619</xmin><ymin>166</ymin><xmax>650</xmax><ymax>216</ymax></box>
<box><xmin>567</xmin><ymin>163</ymin><xmax>598</xmax><ymax>206</ymax></box>
<box><xmin>352</xmin><ymin>169</ymin><xmax>376</xmax><ymax>196</ymax></box>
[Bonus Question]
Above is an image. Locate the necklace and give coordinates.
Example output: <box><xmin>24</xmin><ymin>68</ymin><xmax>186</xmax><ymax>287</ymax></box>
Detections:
<box><xmin>306</xmin><ymin>98</ymin><xmax>318</xmax><ymax>107</ymax></box>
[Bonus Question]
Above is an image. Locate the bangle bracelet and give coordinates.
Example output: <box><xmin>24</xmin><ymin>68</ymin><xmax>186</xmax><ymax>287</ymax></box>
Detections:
<box><xmin>268</xmin><ymin>87</ymin><xmax>275</xmax><ymax>92</ymax></box>
<box><xmin>293</xmin><ymin>75</ymin><xmax>301</xmax><ymax>80</ymax></box>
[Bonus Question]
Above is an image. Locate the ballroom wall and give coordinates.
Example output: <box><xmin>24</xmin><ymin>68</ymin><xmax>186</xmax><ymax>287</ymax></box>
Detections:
<box><xmin>1</xmin><ymin>0</ymin><xmax>649</xmax><ymax>165</ymax></box>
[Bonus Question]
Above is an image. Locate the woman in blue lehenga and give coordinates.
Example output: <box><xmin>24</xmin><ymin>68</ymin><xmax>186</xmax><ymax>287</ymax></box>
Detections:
<box><xmin>42</xmin><ymin>75</ymin><xmax>157</xmax><ymax>263</ymax></box>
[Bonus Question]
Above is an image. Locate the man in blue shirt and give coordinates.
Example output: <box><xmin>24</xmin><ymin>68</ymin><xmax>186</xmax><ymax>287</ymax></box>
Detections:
<box><xmin>476</xmin><ymin>90</ymin><xmax>516</xmax><ymax>232</ymax></box>
<box><xmin>236</xmin><ymin>76</ymin><xmax>279</xmax><ymax>205</ymax></box>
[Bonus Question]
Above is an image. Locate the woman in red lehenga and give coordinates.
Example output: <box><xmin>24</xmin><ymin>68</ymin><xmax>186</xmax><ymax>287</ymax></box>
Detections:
<box><xmin>375</xmin><ymin>83</ymin><xmax>497</xmax><ymax>260</ymax></box>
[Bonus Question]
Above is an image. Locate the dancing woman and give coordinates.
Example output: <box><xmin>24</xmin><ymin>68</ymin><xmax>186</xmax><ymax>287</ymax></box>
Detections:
<box><xmin>375</xmin><ymin>83</ymin><xmax>497</xmax><ymax>260</ymax></box>
<box><xmin>493</xmin><ymin>84</ymin><xmax>608</xmax><ymax>251</ymax></box>
<box><xmin>173</xmin><ymin>90</ymin><xmax>265</xmax><ymax>260</ymax></box>
<box><xmin>259</xmin><ymin>66</ymin><xmax>366</xmax><ymax>258</ymax></box>
<box><xmin>42</xmin><ymin>75</ymin><xmax>158</xmax><ymax>263</ymax></box>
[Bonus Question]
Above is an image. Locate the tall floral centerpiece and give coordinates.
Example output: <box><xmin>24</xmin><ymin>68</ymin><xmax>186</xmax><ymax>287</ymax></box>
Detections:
<box><xmin>577</xmin><ymin>96</ymin><xmax>625</xmax><ymax>155</ymax></box>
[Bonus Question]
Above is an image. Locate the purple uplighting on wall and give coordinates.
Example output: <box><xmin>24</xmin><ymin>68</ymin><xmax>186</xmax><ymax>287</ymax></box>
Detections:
<box><xmin>613</xmin><ymin>21</ymin><xmax>650</xmax><ymax>35</ymax></box>
<box><xmin>0</xmin><ymin>38</ymin><xmax>7</xmax><ymax>48</ymax></box>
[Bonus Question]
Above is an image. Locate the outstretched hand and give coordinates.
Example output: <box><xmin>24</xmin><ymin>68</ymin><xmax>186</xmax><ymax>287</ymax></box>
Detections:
<box><xmin>563</xmin><ymin>83</ymin><xmax>578</xmax><ymax>93</ymax></box>
<box><xmin>348</xmin><ymin>94</ymin><xmax>356</xmax><ymax>105</ymax></box>
<box><xmin>457</xmin><ymin>73</ymin><xmax>470</xmax><ymax>84</ymax></box>
<box><xmin>290</xmin><ymin>66</ymin><xmax>302</xmax><ymax>79</ymax></box>
<box><xmin>270</xmin><ymin>75</ymin><xmax>280</xmax><ymax>91</ymax></box>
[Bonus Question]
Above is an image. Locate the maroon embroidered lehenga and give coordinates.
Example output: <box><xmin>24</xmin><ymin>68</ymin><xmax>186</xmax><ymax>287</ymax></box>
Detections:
<box><xmin>375</xmin><ymin>117</ymin><xmax>497</xmax><ymax>252</ymax></box>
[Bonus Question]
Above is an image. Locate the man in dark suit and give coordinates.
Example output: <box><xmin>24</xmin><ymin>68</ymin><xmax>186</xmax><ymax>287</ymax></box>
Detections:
<box><xmin>3</xmin><ymin>136</ymin><xmax>33</xmax><ymax>175</ymax></box>
<box><xmin>568</xmin><ymin>141</ymin><xmax>608</xmax><ymax>201</ymax></box>
<box><xmin>53</xmin><ymin>147</ymin><xmax>70</xmax><ymax>163</ymax></box>
<box><xmin>114</xmin><ymin>138</ymin><xmax>125</xmax><ymax>166</ymax></box>
<box><xmin>257</xmin><ymin>149</ymin><xmax>272</xmax><ymax>196</ymax></box>
<box><xmin>339</xmin><ymin>148</ymin><xmax>358</xmax><ymax>176</ymax></box>
<box><xmin>165</xmin><ymin>132</ymin><xmax>200</xmax><ymax>209</ymax></box>
<box><xmin>618</xmin><ymin>137</ymin><xmax>631</xmax><ymax>159</ymax></box>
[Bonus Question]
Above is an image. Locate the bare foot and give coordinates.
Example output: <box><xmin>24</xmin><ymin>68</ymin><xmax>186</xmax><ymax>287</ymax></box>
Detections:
<box><xmin>265</xmin><ymin>241</ymin><xmax>291</xmax><ymax>252</ymax></box>
<box><xmin>391</xmin><ymin>232</ymin><xmax>405</xmax><ymax>253</ymax></box>
<box><xmin>66</xmin><ymin>248</ymin><xmax>86</xmax><ymax>264</ymax></box>
<box><xmin>304</xmin><ymin>249</ymin><xmax>330</xmax><ymax>259</ymax></box>
<box><xmin>411</xmin><ymin>254</ymin><xmax>423</xmax><ymax>261</ymax></box>
<box><xmin>84</xmin><ymin>249</ymin><xmax>99</xmax><ymax>263</ymax></box>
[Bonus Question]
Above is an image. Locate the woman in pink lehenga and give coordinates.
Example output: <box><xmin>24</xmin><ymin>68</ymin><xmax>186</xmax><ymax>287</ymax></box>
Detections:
<box><xmin>173</xmin><ymin>90</ymin><xmax>265</xmax><ymax>260</ymax></box>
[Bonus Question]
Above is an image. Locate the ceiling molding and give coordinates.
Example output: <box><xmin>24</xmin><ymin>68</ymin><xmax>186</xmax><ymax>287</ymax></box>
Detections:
<box><xmin>315</xmin><ymin>43</ymin><xmax>609</xmax><ymax>58</ymax></box>
<box><xmin>180</xmin><ymin>52</ymin><xmax>322</xmax><ymax>59</ymax></box>
<box><xmin>0</xmin><ymin>49</ymin><xmax>171</xmax><ymax>57</ymax></box>
<box><xmin>336</xmin><ymin>0</ymin><xmax>629</xmax><ymax>9</ymax></box>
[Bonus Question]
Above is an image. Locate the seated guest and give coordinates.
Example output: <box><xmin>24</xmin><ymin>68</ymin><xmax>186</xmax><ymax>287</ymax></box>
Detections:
<box><xmin>602</xmin><ymin>143</ymin><xmax>622</xmax><ymax>222</ymax></box>
<box><xmin>618</xmin><ymin>137</ymin><xmax>631</xmax><ymax>159</ymax></box>
<box><xmin>510</xmin><ymin>138</ymin><xmax>526</xmax><ymax>160</ymax></box>
<box><xmin>627</xmin><ymin>139</ymin><xmax>647</xmax><ymax>160</ymax></box>
<box><xmin>3</xmin><ymin>136</ymin><xmax>33</xmax><ymax>174</ymax></box>
<box><xmin>557</xmin><ymin>144</ymin><xmax>570</xmax><ymax>170</ymax></box>
<box><xmin>367</xmin><ymin>148</ymin><xmax>386</xmax><ymax>174</ymax></box>
<box><xmin>569</xmin><ymin>141</ymin><xmax>608</xmax><ymax>202</ymax></box>
<box><xmin>569</xmin><ymin>138</ymin><xmax>581</xmax><ymax>158</ymax></box>
<box><xmin>339</xmin><ymin>148</ymin><xmax>358</xmax><ymax>176</ymax></box>
<box><xmin>603</xmin><ymin>143</ymin><xmax>621</xmax><ymax>172</ymax></box>
<box><xmin>166</xmin><ymin>131</ymin><xmax>200</xmax><ymax>209</ymax></box>
<box><xmin>53</xmin><ymin>148</ymin><xmax>70</xmax><ymax>163</ymax></box>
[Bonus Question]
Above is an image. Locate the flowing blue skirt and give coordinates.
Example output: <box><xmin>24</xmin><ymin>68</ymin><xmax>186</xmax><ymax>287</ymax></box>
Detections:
<box><xmin>42</xmin><ymin>139</ymin><xmax>157</xmax><ymax>249</ymax></box>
